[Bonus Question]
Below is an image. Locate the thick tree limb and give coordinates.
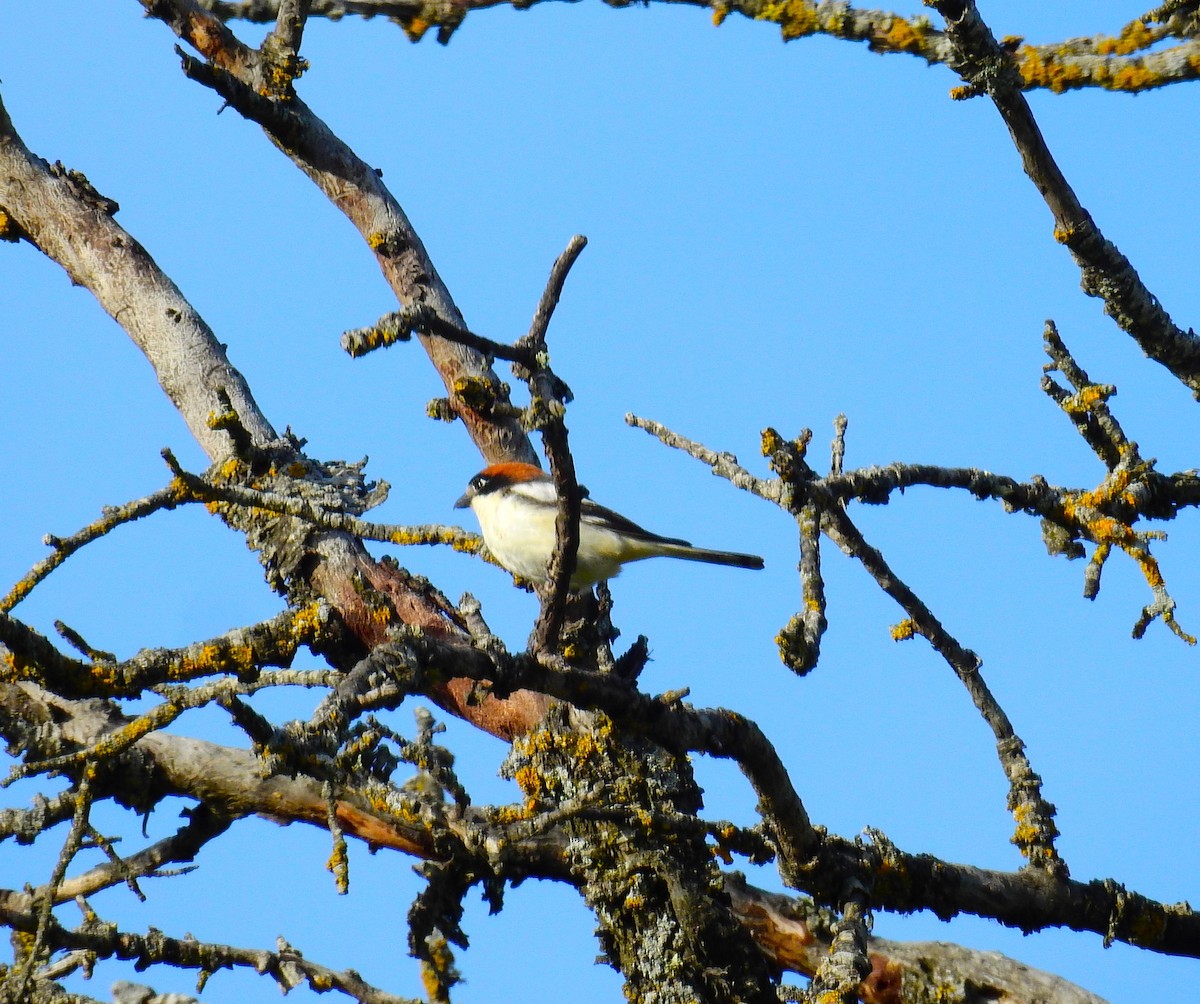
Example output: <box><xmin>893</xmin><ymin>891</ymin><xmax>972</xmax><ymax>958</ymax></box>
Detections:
<box><xmin>0</xmin><ymin>98</ymin><xmax>275</xmax><ymax>462</ymax></box>
<box><xmin>140</xmin><ymin>0</ymin><xmax>536</xmax><ymax>465</ymax></box>
<box><xmin>727</xmin><ymin>878</ymin><xmax>1111</xmax><ymax>1004</ymax></box>
<box><xmin>0</xmin><ymin>83</ymin><xmax>550</xmax><ymax>741</ymax></box>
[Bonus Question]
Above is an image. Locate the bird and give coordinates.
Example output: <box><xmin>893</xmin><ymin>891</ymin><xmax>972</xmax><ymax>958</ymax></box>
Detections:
<box><xmin>455</xmin><ymin>462</ymin><xmax>764</xmax><ymax>590</ymax></box>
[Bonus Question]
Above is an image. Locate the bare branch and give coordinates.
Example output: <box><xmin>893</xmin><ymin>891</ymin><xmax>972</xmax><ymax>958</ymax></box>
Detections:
<box><xmin>930</xmin><ymin>0</ymin><xmax>1200</xmax><ymax>396</ymax></box>
<box><xmin>267</xmin><ymin>0</ymin><xmax>311</xmax><ymax>54</ymax></box>
<box><xmin>774</xmin><ymin>503</ymin><xmax>826</xmax><ymax>675</ymax></box>
<box><xmin>802</xmin><ymin>884</ymin><xmax>871</xmax><ymax>1004</ymax></box>
<box><xmin>0</xmin><ymin>483</ymin><xmax>190</xmax><ymax>615</ymax></box>
<box><xmin>15</xmin><ymin>807</ymin><xmax>233</xmax><ymax>909</ymax></box>
<box><xmin>0</xmin><ymin>94</ymin><xmax>276</xmax><ymax>463</ymax></box>
<box><xmin>165</xmin><ymin>457</ymin><xmax>484</xmax><ymax>560</ymax></box>
<box><xmin>525</xmin><ymin>236</ymin><xmax>588</xmax><ymax>655</ymax></box>
<box><xmin>628</xmin><ymin>413</ymin><xmax>1067</xmax><ymax>872</ymax></box>
<box><xmin>139</xmin><ymin>0</ymin><xmax>536</xmax><ymax>465</ymax></box>
<box><xmin>0</xmin><ymin>897</ymin><xmax>419</xmax><ymax>1004</ymax></box>
<box><xmin>16</xmin><ymin>766</ymin><xmax>98</xmax><ymax>996</ymax></box>
<box><xmin>342</xmin><ymin>303</ymin><xmax>533</xmax><ymax>367</ymax></box>
<box><xmin>2</xmin><ymin>604</ymin><xmax>333</xmax><ymax>700</ymax></box>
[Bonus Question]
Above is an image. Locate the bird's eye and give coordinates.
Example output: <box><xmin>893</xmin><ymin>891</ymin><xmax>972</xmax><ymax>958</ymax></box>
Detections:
<box><xmin>471</xmin><ymin>475</ymin><xmax>487</xmax><ymax>492</ymax></box>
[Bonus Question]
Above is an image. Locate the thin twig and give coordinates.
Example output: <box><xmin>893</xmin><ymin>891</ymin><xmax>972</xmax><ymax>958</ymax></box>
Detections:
<box><xmin>166</xmin><ymin>458</ymin><xmax>484</xmax><ymax>557</ymax></box>
<box><xmin>0</xmin><ymin>897</ymin><xmax>420</xmax><ymax>1004</ymax></box>
<box><xmin>517</xmin><ymin>234</ymin><xmax>588</xmax><ymax>356</ymax></box>
<box><xmin>341</xmin><ymin>304</ymin><xmax>534</xmax><ymax>367</ymax></box>
<box><xmin>529</xmin><ymin>236</ymin><xmax>589</xmax><ymax>654</ymax></box>
<box><xmin>269</xmin><ymin>0</ymin><xmax>311</xmax><ymax>54</ymax></box>
<box><xmin>1</xmin><ymin>483</ymin><xmax>189</xmax><ymax>614</ymax></box>
<box><xmin>13</xmin><ymin>764</ymin><xmax>97</xmax><ymax>998</ymax></box>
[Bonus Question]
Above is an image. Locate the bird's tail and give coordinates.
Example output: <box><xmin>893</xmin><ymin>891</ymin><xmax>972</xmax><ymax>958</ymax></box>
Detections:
<box><xmin>657</xmin><ymin>542</ymin><xmax>764</xmax><ymax>571</ymax></box>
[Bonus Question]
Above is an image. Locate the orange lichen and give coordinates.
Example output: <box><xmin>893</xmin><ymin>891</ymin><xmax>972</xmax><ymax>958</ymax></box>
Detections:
<box><xmin>1058</xmin><ymin>383</ymin><xmax>1111</xmax><ymax>417</ymax></box>
<box><xmin>403</xmin><ymin>17</ymin><xmax>430</xmax><ymax>42</ymax></box>
<box><xmin>325</xmin><ymin>841</ymin><xmax>349</xmax><ymax>893</ymax></box>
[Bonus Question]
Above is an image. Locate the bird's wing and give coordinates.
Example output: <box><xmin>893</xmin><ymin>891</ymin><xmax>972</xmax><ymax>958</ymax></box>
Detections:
<box><xmin>579</xmin><ymin>498</ymin><xmax>691</xmax><ymax>548</ymax></box>
<box><xmin>513</xmin><ymin>478</ymin><xmax>692</xmax><ymax>548</ymax></box>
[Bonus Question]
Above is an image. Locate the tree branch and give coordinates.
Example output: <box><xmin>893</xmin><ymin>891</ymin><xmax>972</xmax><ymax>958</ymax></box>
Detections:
<box><xmin>141</xmin><ymin>0</ymin><xmax>537</xmax><ymax>464</ymax></box>
<box><xmin>930</xmin><ymin>0</ymin><xmax>1200</xmax><ymax>396</ymax></box>
<box><xmin>198</xmin><ymin>0</ymin><xmax>1200</xmax><ymax>96</ymax></box>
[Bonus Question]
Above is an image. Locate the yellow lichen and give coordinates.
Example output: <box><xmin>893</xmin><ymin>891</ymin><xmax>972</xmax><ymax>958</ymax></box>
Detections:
<box><xmin>890</xmin><ymin>618</ymin><xmax>916</xmax><ymax>641</ymax></box>
<box><xmin>369</xmin><ymin>604</ymin><xmax>393</xmax><ymax>626</ymax></box>
<box><xmin>711</xmin><ymin>2</ymin><xmax>728</xmax><ymax>26</ymax></box>
<box><xmin>1108</xmin><ymin>63</ymin><xmax>1161</xmax><ymax>92</ymax></box>
<box><xmin>0</xmin><ymin>208</ymin><xmax>20</xmax><ymax>242</ymax></box>
<box><xmin>1</xmin><ymin>575</ymin><xmax>37</xmax><ymax>614</ymax></box>
<box><xmin>491</xmin><ymin>805</ymin><xmax>530</xmax><ymax>824</ymax></box>
<box><xmin>755</xmin><ymin>0</ymin><xmax>818</xmax><ymax>42</ymax></box>
<box><xmin>760</xmin><ymin>427</ymin><xmax>784</xmax><ymax>457</ymax></box>
<box><xmin>823</xmin><ymin>10</ymin><xmax>848</xmax><ymax>33</ymax></box>
<box><xmin>1017</xmin><ymin>46</ymin><xmax>1085</xmax><ymax>94</ymax></box>
<box><xmin>206</xmin><ymin>407</ymin><xmax>239</xmax><ymax>431</ymax></box>
<box><xmin>290</xmin><ymin>602</ymin><xmax>325</xmax><ymax>640</ymax></box>
<box><xmin>880</xmin><ymin>16</ymin><xmax>926</xmax><ymax>55</ymax></box>
<box><xmin>325</xmin><ymin>841</ymin><xmax>349</xmax><ymax>894</ymax></box>
<box><xmin>513</xmin><ymin>765</ymin><xmax>542</xmax><ymax>798</ymax></box>
<box><xmin>1114</xmin><ymin>18</ymin><xmax>1153</xmax><ymax>56</ymax></box>
<box><xmin>1010</xmin><ymin>805</ymin><xmax>1041</xmax><ymax>856</ymax></box>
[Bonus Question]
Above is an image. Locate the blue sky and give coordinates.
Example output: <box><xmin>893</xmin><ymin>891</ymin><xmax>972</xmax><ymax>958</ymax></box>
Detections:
<box><xmin>2</xmin><ymin>2</ymin><xmax>1198</xmax><ymax>1001</ymax></box>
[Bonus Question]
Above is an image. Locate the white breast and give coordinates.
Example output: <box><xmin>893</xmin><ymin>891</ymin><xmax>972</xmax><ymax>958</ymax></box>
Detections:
<box><xmin>470</xmin><ymin>488</ymin><xmax>558</xmax><ymax>583</ymax></box>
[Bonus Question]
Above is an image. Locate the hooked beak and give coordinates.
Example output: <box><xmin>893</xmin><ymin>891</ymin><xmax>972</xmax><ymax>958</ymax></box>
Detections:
<box><xmin>453</xmin><ymin>492</ymin><xmax>472</xmax><ymax>510</ymax></box>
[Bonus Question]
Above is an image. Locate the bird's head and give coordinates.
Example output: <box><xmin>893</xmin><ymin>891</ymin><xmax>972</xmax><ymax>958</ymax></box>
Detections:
<box><xmin>454</xmin><ymin>462</ymin><xmax>548</xmax><ymax>509</ymax></box>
